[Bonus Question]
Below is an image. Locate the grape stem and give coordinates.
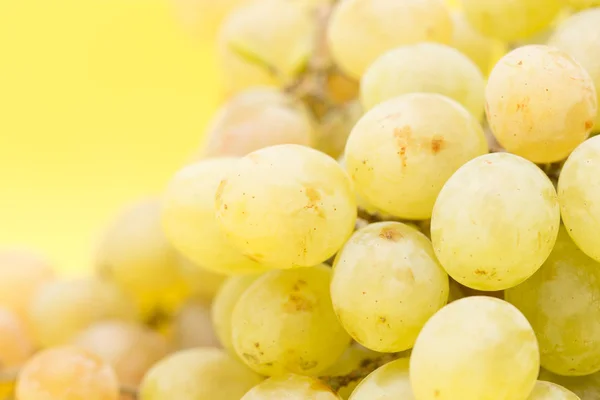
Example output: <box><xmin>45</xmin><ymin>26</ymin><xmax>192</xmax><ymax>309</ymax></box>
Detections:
<box><xmin>320</xmin><ymin>352</ymin><xmax>402</xmax><ymax>391</ymax></box>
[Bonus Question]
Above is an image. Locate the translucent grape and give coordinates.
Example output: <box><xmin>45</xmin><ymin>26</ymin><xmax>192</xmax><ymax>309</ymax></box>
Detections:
<box><xmin>528</xmin><ymin>381</ymin><xmax>580</xmax><ymax>400</ymax></box>
<box><xmin>506</xmin><ymin>226</ymin><xmax>600</xmax><ymax>376</ymax></box>
<box><xmin>0</xmin><ymin>307</ymin><xmax>34</xmax><ymax>367</ymax></box>
<box><xmin>486</xmin><ymin>45</ymin><xmax>597</xmax><ymax>163</ymax></box>
<box><xmin>29</xmin><ymin>277</ymin><xmax>138</xmax><ymax>347</ymax></box>
<box><xmin>361</xmin><ymin>43</ymin><xmax>485</xmax><ymax>118</ymax></box>
<box><xmin>431</xmin><ymin>152</ymin><xmax>560</xmax><ymax>291</ymax></box>
<box><xmin>173</xmin><ymin>298</ymin><xmax>220</xmax><ymax>350</ymax></box>
<box><xmin>140</xmin><ymin>348</ymin><xmax>263</xmax><ymax>400</ymax></box>
<box><xmin>327</xmin><ymin>0</ymin><xmax>453</xmax><ymax>79</ymax></box>
<box><xmin>460</xmin><ymin>0</ymin><xmax>564</xmax><ymax>42</ymax></box>
<box><xmin>241</xmin><ymin>374</ymin><xmax>340</xmax><ymax>400</ymax></box>
<box><xmin>549</xmin><ymin>8</ymin><xmax>600</xmax><ymax>130</ymax></box>
<box><xmin>539</xmin><ymin>368</ymin><xmax>600</xmax><ymax>400</ymax></box>
<box><xmin>216</xmin><ymin>144</ymin><xmax>356</xmax><ymax>269</ymax></box>
<box><xmin>314</xmin><ymin>101</ymin><xmax>363</xmax><ymax>159</ymax></box>
<box><xmin>331</xmin><ymin>222</ymin><xmax>448</xmax><ymax>352</ymax></box>
<box><xmin>231</xmin><ymin>265</ymin><xmax>351</xmax><ymax>376</ymax></box>
<box><xmin>203</xmin><ymin>88</ymin><xmax>315</xmax><ymax>158</ymax></box>
<box><xmin>410</xmin><ymin>297</ymin><xmax>540</xmax><ymax>400</ymax></box>
<box><xmin>179</xmin><ymin>256</ymin><xmax>226</xmax><ymax>301</ymax></box>
<box><xmin>348</xmin><ymin>358</ymin><xmax>413</xmax><ymax>400</ymax></box>
<box><xmin>162</xmin><ymin>158</ymin><xmax>269</xmax><ymax>274</ymax></box>
<box><xmin>16</xmin><ymin>346</ymin><xmax>119</xmax><ymax>400</ymax></box>
<box><xmin>345</xmin><ymin>93</ymin><xmax>487</xmax><ymax>220</ymax></box>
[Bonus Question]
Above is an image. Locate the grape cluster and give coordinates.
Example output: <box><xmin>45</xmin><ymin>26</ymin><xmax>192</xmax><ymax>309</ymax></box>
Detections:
<box><xmin>3</xmin><ymin>1</ymin><xmax>600</xmax><ymax>399</ymax></box>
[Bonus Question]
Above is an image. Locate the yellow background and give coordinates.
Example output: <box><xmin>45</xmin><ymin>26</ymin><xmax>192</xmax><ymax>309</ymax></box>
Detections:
<box><xmin>0</xmin><ymin>0</ymin><xmax>221</xmax><ymax>274</ymax></box>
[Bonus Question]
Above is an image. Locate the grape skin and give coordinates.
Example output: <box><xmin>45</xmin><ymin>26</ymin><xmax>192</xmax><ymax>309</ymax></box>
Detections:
<box><xmin>539</xmin><ymin>368</ymin><xmax>600</xmax><ymax>400</ymax></box>
<box><xmin>241</xmin><ymin>374</ymin><xmax>340</xmax><ymax>400</ymax></box>
<box><xmin>178</xmin><ymin>256</ymin><xmax>226</xmax><ymax>301</ymax></box>
<box><xmin>172</xmin><ymin>298</ymin><xmax>221</xmax><ymax>350</ymax></box>
<box><xmin>348</xmin><ymin>358</ymin><xmax>414</xmax><ymax>400</ymax></box>
<box><xmin>0</xmin><ymin>307</ymin><xmax>34</xmax><ymax>368</ymax></box>
<box><xmin>527</xmin><ymin>381</ymin><xmax>581</xmax><ymax>400</ymax></box>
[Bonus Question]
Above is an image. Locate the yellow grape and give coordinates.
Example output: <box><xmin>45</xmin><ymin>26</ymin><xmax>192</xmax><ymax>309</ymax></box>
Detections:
<box><xmin>331</xmin><ymin>222</ymin><xmax>448</xmax><ymax>352</ymax></box>
<box><xmin>539</xmin><ymin>368</ymin><xmax>600</xmax><ymax>400</ymax></box>
<box><xmin>172</xmin><ymin>298</ymin><xmax>220</xmax><ymax>350</ymax></box>
<box><xmin>179</xmin><ymin>256</ymin><xmax>226</xmax><ymax>301</ymax></box>
<box><xmin>216</xmin><ymin>144</ymin><xmax>356</xmax><ymax>269</ymax></box>
<box><xmin>345</xmin><ymin>93</ymin><xmax>487</xmax><ymax>220</ymax></box>
<box><xmin>486</xmin><ymin>45</ymin><xmax>597</xmax><ymax>163</ymax></box>
<box><xmin>431</xmin><ymin>153</ymin><xmax>560</xmax><ymax>291</ymax></box>
<box><xmin>16</xmin><ymin>346</ymin><xmax>119</xmax><ymax>400</ymax></box>
<box><xmin>163</xmin><ymin>157</ymin><xmax>269</xmax><ymax>275</ymax></box>
<box><xmin>314</xmin><ymin>101</ymin><xmax>363</xmax><ymax>159</ymax></box>
<box><xmin>506</xmin><ymin>226</ymin><xmax>600</xmax><ymax>376</ymax></box>
<box><xmin>0</xmin><ymin>307</ymin><xmax>34</xmax><ymax>368</ymax></box>
<box><xmin>528</xmin><ymin>381</ymin><xmax>580</xmax><ymax>400</ymax></box>
<box><xmin>140</xmin><ymin>347</ymin><xmax>263</xmax><ymax>400</ymax></box>
<box><xmin>410</xmin><ymin>297</ymin><xmax>540</xmax><ymax>400</ymax></box>
<box><xmin>231</xmin><ymin>265</ymin><xmax>351</xmax><ymax>376</ymax></box>
<box><xmin>203</xmin><ymin>88</ymin><xmax>315</xmax><ymax>158</ymax></box>
<box><xmin>327</xmin><ymin>0</ymin><xmax>453</xmax><ymax>79</ymax></box>
<box><xmin>361</xmin><ymin>43</ymin><xmax>485</xmax><ymax>119</ymax></box>
<box><xmin>349</xmin><ymin>358</ymin><xmax>414</xmax><ymax>400</ymax></box>
<box><xmin>241</xmin><ymin>374</ymin><xmax>340</xmax><ymax>400</ymax></box>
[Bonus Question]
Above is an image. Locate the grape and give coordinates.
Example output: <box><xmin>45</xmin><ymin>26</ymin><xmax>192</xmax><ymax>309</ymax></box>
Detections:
<box><xmin>485</xmin><ymin>45</ymin><xmax>597</xmax><ymax>163</ymax></box>
<box><xmin>179</xmin><ymin>256</ymin><xmax>226</xmax><ymax>301</ymax></box>
<box><xmin>203</xmin><ymin>88</ymin><xmax>315</xmax><ymax>158</ymax></box>
<box><xmin>231</xmin><ymin>265</ymin><xmax>351</xmax><ymax>376</ymax></box>
<box><xmin>431</xmin><ymin>152</ymin><xmax>560</xmax><ymax>291</ymax></box>
<box><xmin>527</xmin><ymin>381</ymin><xmax>581</xmax><ymax>400</ymax></box>
<box><xmin>139</xmin><ymin>347</ymin><xmax>263</xmax><ymax>400</ymax></box>
<box><xmin>16</xmin><ymin>346</ymin><xmax>119</xmax><ymax>400</ymax></box>
<box><xmin>0</xmin><ymin>307</ymin><xmax>34</xmax><ymax>367</ymax></box>
<box><xmin>241</xmin><ymin>374</ymin><xmax>340</xmax><ymax>400</ymax></box>
<box><xmin>345</xmin><ymin>93</ymin><xmax>487</xmax><ymax>220</ymax></box>
<box><xmin>173</xmin><ymin>299</ymin><xmax>220</xmax><ymax>350</ymax></box>
<box><xmin>211</xmin><ymin>275</ymin><xmax>261</xmax><ymax>354</ymax></box>
<box><xmin>29</xmin><ymin>277</ymin><xmax>138</xmax><ymax>347</ymax></box>
<box><xmin>327</xmin><ymin>0</ymin><xmax>453</xmax><ymax>79</ymax></box>
<box><xmin>162</xmin><ymin>158</ymin><xmax>269</xmax><ymax>274</ymax></box>
<box><xmin>73</xmin><ymin>321</ymin><xmax>169</xmax><ymax>386</ymax></box>
<box><xmin>559</xmin><ymin>136</ymin><xmax>600</xmax><ymax>262</ymax></box>
<box><xmin>410</xmin><ymin>297</ymin><xmax>540</xmax><ymax>400</ymax></box>
<box><xmin>216</xmin><ymin>144</ymin><xmax>356</xmax><ymax>269</ymax></box>
<box><xmin>539</xmin><ymin>369</ymin><xmax>600</xmax><ymax>400</ymax></box>
<box><xmin>314</xmin><ymin>101</ymin><xmax>363</xmax><ymax>159</ymax></box>
<box><xmin>506</xmin><ymin>226</ymin><xmax>600</xmax><ymax>376</ymax></box>
<box><xmin>460</xmin><ymin>0</ymin><xmax>563</xmax><ymax>42</ymax></box>
<box><xmin>331</xmin><ymin>222</ymin><xmax>448</xmax><ymax>352</ymax></box>
<box><xmin>360</xmin><ymin>43</ymin><xmax>485</xmax><ymax>119</ymax></box>
<box><xmin>348</xmin><ymin>358</ymin><xmax>413</xmax><ymax>400</ymax></box>
<box><xmin>549</xmin><ymin>8</ymin><xmax>600</xmax><ymax>131</ymax></box>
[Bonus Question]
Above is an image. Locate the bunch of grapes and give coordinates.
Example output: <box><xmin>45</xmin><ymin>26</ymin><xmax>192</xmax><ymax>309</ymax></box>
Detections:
<box><xmin>3</xmin><ymin>0</ymin><xmax>600</xmax><ymax>399</ymax></box>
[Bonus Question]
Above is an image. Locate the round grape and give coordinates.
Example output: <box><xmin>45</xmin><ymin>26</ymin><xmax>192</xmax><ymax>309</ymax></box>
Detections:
<box><xmin>242</xmin><ymin>374</ymin><xmax>340</xmax><ymax>400</ymax></box>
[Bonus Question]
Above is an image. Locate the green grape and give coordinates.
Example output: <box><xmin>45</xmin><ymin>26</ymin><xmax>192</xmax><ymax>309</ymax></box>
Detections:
<box><xmin>431</xmin><ymin>152</ymin><xmax>560</xmax><ymax>291</ymax></box>
<box><xmin>241</xmin><ymin>374</ymin><xmax>340</xmax><ymax>400</ymax></box>
<box><xmin>16</xmin><ymin>346</ymin><xmax>119</xmax><ymax>400</ymax></box>
<box><xmin>216</xmin><ymin>144</ymin><xmax>356</xmax><ymax>269</ymax></box>
<box><xmin>162</xmin><ymin>158</ymin><xmax>269</xmax><ymax>274</ymax></box>
<box><xmin>73</xmin><ymin>321</ymin><xmax>169</xmax><ymax>386</ymax></box>
<box><xmin>172</xmin><ymin>298</ymin><xmax>220</xmax><ymax>350</ymax></box>
<box><xmin>0</xmin><ymin>307</ymin><xmax>34</xmax><ymax>367</ymax></box>
<box><xmin>345</xmin><ymin>93</ymin><xmax>487</xmax><ymax>220</ymax></box>
<box><xmin>528</xmin><ymin>381</ymin><xmax>581</xmax><ymax>400</ymax></box>
<box><xmin>331</xmin><ymin>222</ymin><xmax>448</xmax><ymax>352</ymax></box>
<box><xmin>211</xmin><ymin>275</ymin><xmax>261</xmax><ymax>354</ymax></box>
<box><xmin>314</xmin><ymin>101</ymin><xmax>363</xmax><ymax>159</ymax></box>
<box><xmin>327</xmin><ymin>0</ymin><xmax>453</xmax><ymax>79</ymax></box>
<box><xmin>361</xmin><ymin>43</ymin><xmax>485</xmax><ymax>119</ymax></box>
<box><xmin>29</xmin><ymin>277</ymin><xmax>138</xmax><ymax>347</ymax></box>
<box><xmin>539</xmin><ymin>368</ymin><xmax>600</xmax><ymax>400</ymax></box>
<box><xmin>348</xmin><ymin>358</ymin><xmax>414</xmax><ymax>400</ymax></box>
<box><xmin>486</xmin><ymin>45</ymin><xmax>597</xmax><ymax>163</ymax></box>
<box><xmin>203</xmin><ymin>88</ymin><xmax>315</xmax><ymax>158</ymax></box>
<box><xmin>549</xmin><ymin>8</ymin><xmax>600</xmax><ymax>131</ymax></box>
<box><xmin>567</xmin><ymin>0</ymin><xmax>600</xmax><ymax>9</ymax></box>
<box><xmin>179</xmin><ymin>256</ymin><xmax>226</xmax><ymax>301</ymax></box>
<box><xmin>140</xmin><ymin>348</ymin><xmax>263</xmax><ymax>400</ymax></box>
<box><xmin>506</xmin><ymin>227</ymin><xmax>600</xmax><ymax>376</ymax></box>
<box><xmin>460</xmin><ymin>0</ymin><xmax>564</xmax><ymax>42</ymax></box>
<box><xmin>231</xmin><ymin>265</ymin><xmax>351</xmax><ymax>376</ymax></box>
<box><xmin>559</xmin><ymin>136</ymin><xmax>600</xmax><ymax>262</ymax></box>
<box><xmin>217</xmin><ymin>0</ymin><xmax>315</xmax><ymax>93</ymax></box>
<box><xmin>410</xmin><ymin>297</ymin><xmax>540</xmax><ymax>400</ymax></box>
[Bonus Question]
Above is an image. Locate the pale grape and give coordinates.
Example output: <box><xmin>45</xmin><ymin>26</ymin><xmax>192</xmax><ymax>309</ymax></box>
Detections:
<box><xmin>0</xmin><ymin>307</ymin><xmax>34</xmax><ymax>367</ymax></box>
<box><xmin>349</xmin><ymin>358</ymin><xmax>414</xmax><ymax>400</ymax></box>
<box><xmin>331</xmin><ymin>222</ymin><xmax>448</xmax><ymax>352</ymax></box>
<box><xmin>361</xmin><ymin>43</ymin><xmax>485</xmax><ymax>119</ymax></box>
<box><xmin>431</xmin><ymin>152</ymin><xmax>560</xmax><ymax>291</ymax></box>
<box><xmin>216</xmin><ymin>144</ymin><xmax>356</xmax><ymax>269</ymax></box>
<box><xmin>410</xmin><ymin>297</ymin><xmax>540</xmax><ymax>400</ymax></box>
<box><xmin>231</xmin><ymin>265</ymin><xmax>351</xmax><ymax>376</ymax></box>
<box><xmin>29</xmin><ymin>277</ymin><xmax>138</xmax><ymax>347</ymax></box>
<box><xmin>327</xmin><ymin>0</ymin><xmax>453</xmax><ymax>79</ymax></box>
<box><xmin>539</xmin><ymin>368</ymin><xmax>600</xmax><ymax>400</ymax></box>
<box><xmin>506</xmin><ymin>226</ymin><xmax>600</xmax><ymax>376</ymax></box>
<box><xmin>314</xmin><ymin>101</ymin><xmax>362</xmax><ymax>159</ymax></box>
<box><xmin>203</xmin><ymin>88</ymin><xmax>315</xmax><ymax>158</ymax></box>
<box><xmin>486</xmin><ymin>45</ymin><xmax>597</xmax><ymax>163</ymax></box>
<box><xmin>528</xmin><ymin>381</ymin><xmax>581</xmax><ymax>400</ymax></box>
<box><xmin>162</xmin><ymin>158</ymin><xmax>269</xmax><ymax>274</ymax></box>
<box><xmin>241</xmin><ymin>374</ymin><xmax>340</xmax><ymax>400</ymax></box>
<box><xmin>461</xmin><ymin>0</ymin><xmax>563</xmax><ymax>42</ymax></box>
<box><xmin>559</xmin><ymin>136</ymin><xmax>600</xmax><ymax>262</ymax></box>
<box><xmin>549</xmin><ymin>8</ymin><xmax>600</xmax><ymax>130</ymax></box>
<box><xmin>173</xmin><ymin>298</ymin><xmax>220</xmax><ymax>350</ymax></box>
<box><xmin>16</xmin><ymin>346</ymin><xmax>119</xmax><ymax>400</ymax></box>
<box><xmin>179</xmin><ymin>256</ymin><xmax>226</xmax><ymax>301</ymax></box>
<box><xmin>139</xmin><ymin>347</ymin><xmax>263</xmax><ymax>400</ymax></box>
<box><xmin>345</xmin><ymin>93</ymin><xmax>487</xmax><ymax>220</ymax></box>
